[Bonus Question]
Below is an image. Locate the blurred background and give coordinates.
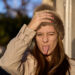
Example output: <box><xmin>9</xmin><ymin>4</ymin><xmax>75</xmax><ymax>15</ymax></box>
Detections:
<box><xmin>0</xmin><ymin>0</ymin><xmax>75</xmax><ymax>75</ymax></box>
<box><xmin>0</xmin><ymin>0</ymin><xmax>42</xmax><ymax>57</ymax></box>
<box><xmin>0</xmin><ymin>0</ymin><xmax>42</xmax><ymax>74</ymax></box>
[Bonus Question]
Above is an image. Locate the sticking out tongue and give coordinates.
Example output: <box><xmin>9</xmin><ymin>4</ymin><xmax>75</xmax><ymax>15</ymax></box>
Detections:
<box><xmin>42</xmin><ymin>46</ymin><xmax>49</xmax><ymax>55</ymax></box>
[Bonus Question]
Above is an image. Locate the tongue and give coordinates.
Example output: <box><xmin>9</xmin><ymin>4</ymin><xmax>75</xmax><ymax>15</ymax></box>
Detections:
<box><xmin>43</xmin><ymin>46</ymin><xmax>49</xmax><ymax>55</ymax></box>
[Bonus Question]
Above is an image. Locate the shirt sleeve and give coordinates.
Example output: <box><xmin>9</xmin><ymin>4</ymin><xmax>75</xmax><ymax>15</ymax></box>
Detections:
<box><xmin>0</xmin><ymin>24</ymin><xmax>36</xmax><ymax>75</ymax></box>
<box><xmin>70</xmin><ymin>59</ymin><xmax>75</xmax><ymax>75</ymax></box>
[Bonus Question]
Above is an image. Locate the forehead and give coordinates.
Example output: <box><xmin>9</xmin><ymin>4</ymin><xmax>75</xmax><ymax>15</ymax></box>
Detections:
<box><xmin>37</xmin><ymin>25</ymin><xmax>56</xmax><ymax>32</ymax></box>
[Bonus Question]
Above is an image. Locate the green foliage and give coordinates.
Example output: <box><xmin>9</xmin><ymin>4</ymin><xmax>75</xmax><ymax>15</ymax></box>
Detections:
<box><xmin>0</xmin><ymin>15</ymin><xmax>31</xmax><ymax>46</ymax></box>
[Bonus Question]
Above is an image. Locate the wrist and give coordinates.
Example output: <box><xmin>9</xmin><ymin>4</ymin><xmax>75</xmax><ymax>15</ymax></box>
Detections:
<box><xmin>28</xmin><ymin>24</ymin><xmax>36</xmax><ymax>31</ymax></box>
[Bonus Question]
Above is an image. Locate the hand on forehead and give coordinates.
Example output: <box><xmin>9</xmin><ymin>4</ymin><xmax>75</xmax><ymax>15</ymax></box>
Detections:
<box><xmin>34</xmin><ymin>10</ymin><xmax>54</xmax><ymax>21</ymax></box>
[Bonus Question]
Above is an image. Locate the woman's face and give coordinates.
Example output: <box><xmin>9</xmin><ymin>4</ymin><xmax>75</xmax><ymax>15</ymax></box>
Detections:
<box><xmin>35</xmin><ymin>25</ymin><xmax>58</xmax><ymax>56</ymax></box>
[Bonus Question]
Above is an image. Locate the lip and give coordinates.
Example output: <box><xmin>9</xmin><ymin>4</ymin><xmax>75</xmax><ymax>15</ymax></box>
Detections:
<box><xmin>42</xmin><ymin>45</ymin><xmax>49</xmax><ymax>47</ymax></box>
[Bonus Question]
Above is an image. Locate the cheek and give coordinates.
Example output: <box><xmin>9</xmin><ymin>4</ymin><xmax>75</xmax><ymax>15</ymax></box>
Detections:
<box><xmin>35</xmin><ymin>37</ymin><xmax>44</xmax><ymax>52</ymax></box>
<box><xmin>50</xmin><ymin>37</ymin><xmax>58</xmax><ymax>49</ymax></box>
<box><xmin>35</xmin><ymin>37</ymin><xmax>42</xmax><ymax>47</ymax></box>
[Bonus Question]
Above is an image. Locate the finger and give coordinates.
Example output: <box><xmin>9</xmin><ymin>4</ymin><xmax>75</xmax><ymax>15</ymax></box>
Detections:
<box><xmin>35</xmin><ymin>13</ymin><xmax>54</xmax><ymax>20</ymax></box>
<box><xmin>35</xmin><ymin>10</ymin><xmax>52</xmax><ymax>14</ymax></box>
<box><xmin>35</xmin><ymin>14</ymin><xmax>54</xmax><ymax>20</ymax></box>
<box><xmin>35</xmin><ymin>19</ymin><xmax>54</xmax><ymax>30</ymax></box>
<box><xmin>36</xmin><ymin>11</ymin><xmax>53</xmax><ymax>18</ymax></box>
<box><xmin>36</xmin><ymin>12</ymin><xmax>52</xmax><ymax>17</ymax></box>
<box><xmin>40</xmin><ymin>19</ymin><xmax>53</xmax><ymax>23</ymax></box>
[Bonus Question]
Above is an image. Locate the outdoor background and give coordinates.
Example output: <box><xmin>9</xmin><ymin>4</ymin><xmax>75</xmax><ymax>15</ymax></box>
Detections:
<box><xmin>0</xmin><ymin>0</ymin><xmax>42</xmax><ymax>56</ymax></box>
<box><xmin>0</xmin><ymin>0</ymin><xmax>75</xmax><ymax>75</ymax></box>
<box><xmin>0</xmin><ymin>0</ymin><xmax>42</xmax><ymax>74</ymax></box>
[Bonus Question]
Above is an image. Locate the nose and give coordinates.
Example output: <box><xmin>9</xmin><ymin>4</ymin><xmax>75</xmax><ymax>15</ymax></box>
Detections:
<box><xmin>42</xmin><ymin>35</ymin><xmax>48</xmax><ymax>43</ymax></box>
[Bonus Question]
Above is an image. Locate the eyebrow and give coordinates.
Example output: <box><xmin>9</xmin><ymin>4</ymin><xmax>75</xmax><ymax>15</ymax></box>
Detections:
<box><xmin>47</xmin><ymin>32</ymin><xmax>56</xmax><ymax>33</ymax></box>
<box><xmin>36</xmin><ymin>31</ymin><xmax>56</xmax><ymax>34</ymax></box>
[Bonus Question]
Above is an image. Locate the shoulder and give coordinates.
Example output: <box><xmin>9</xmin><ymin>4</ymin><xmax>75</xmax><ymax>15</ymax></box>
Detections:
<box><xmin>26</xmin><ymin>53</ymin><xmax>37</xmax><ymax>67</ymax></box>
<box><xmin>27</xmin><ymin>53</ymin><xmax>37</xmax><ymax>63</ymax></box>
<box><xmin>23</xmin><ymin>53</ymin><xmax>37</xmax><ymax>67</ymax></box>
<box><xmin>23</xmin><ymin>53</ymin><xmax>37</xmax><ymax>74</ymax></box>
<box><xmin>69</xmin><ymin>59</ymin><xmax>75</xmax><ymax>75</ymax></box>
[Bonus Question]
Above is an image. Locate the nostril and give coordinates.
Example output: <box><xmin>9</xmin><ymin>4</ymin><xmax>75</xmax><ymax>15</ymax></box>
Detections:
<box><xmin>42</xmin><ymin>37</ymin><xmax>48</xmax><ymax>43</ymax></box>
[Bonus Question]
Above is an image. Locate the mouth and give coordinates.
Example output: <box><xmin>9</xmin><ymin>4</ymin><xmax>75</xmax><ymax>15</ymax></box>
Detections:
<box><xmin>42</xmin><ymin>45</ymin><xmax>49</xmax><ymax>55</ymax></box>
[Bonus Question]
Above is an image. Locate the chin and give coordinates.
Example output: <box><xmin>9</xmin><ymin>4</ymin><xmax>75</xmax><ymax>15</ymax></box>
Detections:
<box><xmin>42</xmin><ymin>53</ymin><xmax>50</xmax><ymax>56</ymax></box>
<box><xmin>43</xmin><ymin>52</ymin><xmax>53</xmax><ymax>56</ymax></box>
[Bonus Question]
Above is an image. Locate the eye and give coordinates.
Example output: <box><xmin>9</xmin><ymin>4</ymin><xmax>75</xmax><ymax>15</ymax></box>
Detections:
<box><xmin>48</xmin><ymin>32</ymin><xmax>55</xmax><ymax>36</ymax></box>
<box><xmin>36</xmin><ymin>33</ymin><xmax>43</xmax><ymax>36</ymax></box>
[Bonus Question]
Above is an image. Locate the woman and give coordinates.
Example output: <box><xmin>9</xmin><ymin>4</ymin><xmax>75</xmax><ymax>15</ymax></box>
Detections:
<box><xmin>0</xmin><ymin>4</ymin><xmax>75</xmax><ymax>75</ymax></box>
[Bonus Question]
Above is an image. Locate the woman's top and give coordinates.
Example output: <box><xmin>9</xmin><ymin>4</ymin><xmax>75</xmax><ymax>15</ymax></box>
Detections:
<box><xmin>0</xmin><ymin>24</ymin><xmax>75</xmax><ymax>75</ymax></box>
